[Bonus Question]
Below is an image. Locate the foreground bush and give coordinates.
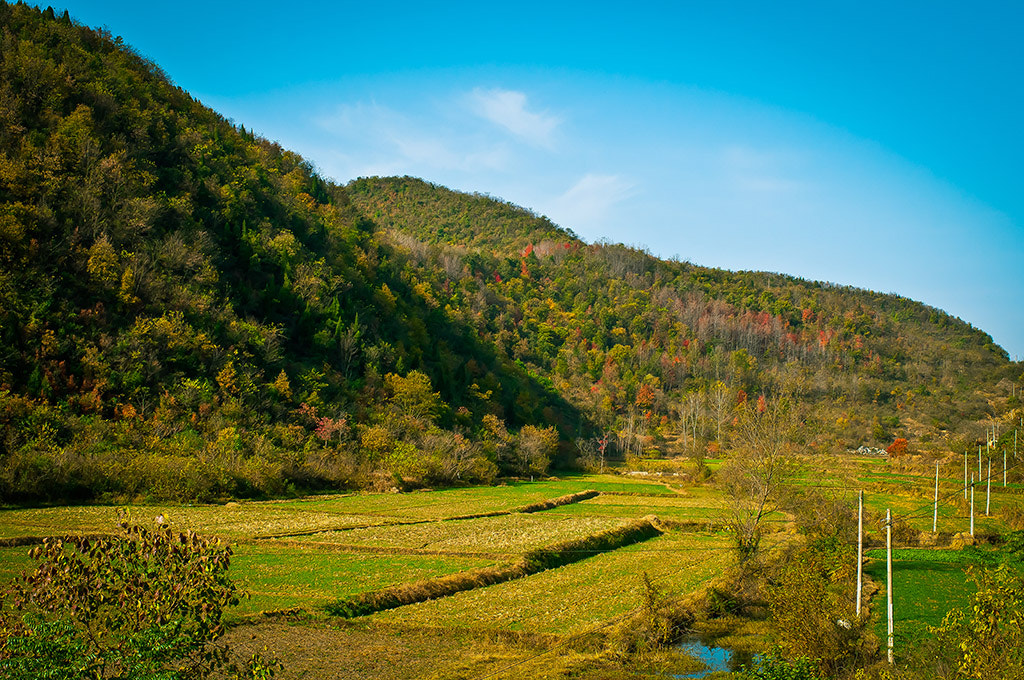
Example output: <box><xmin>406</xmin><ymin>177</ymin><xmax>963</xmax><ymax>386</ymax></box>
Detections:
<box><xmin>743</xmin><ymin>652</ymin><xmax>820</xmax><ymax>680</ymax></box>
<box><xmin>0</xmin><ymin>517</ymin><xmax>276</xmax><ymax>679</ymax></box>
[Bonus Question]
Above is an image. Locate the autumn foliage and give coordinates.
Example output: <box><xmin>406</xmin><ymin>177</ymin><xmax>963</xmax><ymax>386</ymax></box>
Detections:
<box><xmin>886</xmin><ymin>438</ymin><xmax>909</xmax><ymax>455</ymax></box>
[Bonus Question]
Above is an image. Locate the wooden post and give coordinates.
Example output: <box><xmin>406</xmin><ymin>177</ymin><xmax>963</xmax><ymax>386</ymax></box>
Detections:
<box><xmin>987</xmin><ymin>459</ymin><xmax>992</xmax><ymax>516</ymax></box>
<box><xmin>1005</xmin><ymin>448</ymin><xmax>1008</xmax><ymax>487</ymax></box>
<box><xmin>970</xmin><ymin>475</ymin><xmax>975</xmax><ymax>536</ymax></box>
<box><xmin>933</xmin><ymin>462</ymin><xmax>939</xmax><ymax>533</ymax></box>
<box><xmin>857</xmin><ymin>490</ymin><xmax>863</xmax><ymax>618</ymax></box>
<box><xmin>886</xmin><ymin>508</ymin><xmax>894</xmax><ymax>665</ymax></box>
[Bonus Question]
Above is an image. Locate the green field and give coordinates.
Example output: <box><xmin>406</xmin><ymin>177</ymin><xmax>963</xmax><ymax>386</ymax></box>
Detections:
<box><xmin>368</xmin><ymin>530</ymin><xmax>735</xmax><ymax>634</ymax></box>
<box><xmin>863</xmin><ymin>548</ymin><xmax>982</xmax><ymax>652</ymax></box>
<box><xmin>2</xmin><ymin>462</ymin><xmax>1022</xmax><ymax>679</ymax></box>
<box><xmin>230</xmin><ymin>543</ymin><xmax>496</xmax><ymax>616</ymax></box>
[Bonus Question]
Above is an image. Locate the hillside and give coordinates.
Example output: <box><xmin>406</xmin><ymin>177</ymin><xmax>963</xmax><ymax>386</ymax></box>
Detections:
<box><xmin>346</xmin><ymin>176</ymin><xmax>575</xmax><ymax>253</ymax></box>
<box><xmin>0</xmin><ymin>4</ymin><xmax>1018</xmax><ymax>504</ymax></box>
<box><xmin>347</xmin><ymin>177</ymin><xmax>1017</xmax><ymax>455</ymax></box>
<box><xmin>0</xmin><ymin>3</ymin><xmax>578</xmax><ymax>502</ymax></box>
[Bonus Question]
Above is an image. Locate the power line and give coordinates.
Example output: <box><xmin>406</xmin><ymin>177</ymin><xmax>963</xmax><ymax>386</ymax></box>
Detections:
<box><xmin>888</xmin><ymin>455</ymin><xmax>1024</xmax><ymax>525</ymax></box>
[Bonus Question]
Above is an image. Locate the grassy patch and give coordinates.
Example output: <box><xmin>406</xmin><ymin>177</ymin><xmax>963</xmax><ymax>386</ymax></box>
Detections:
<box><xmin>325</xmin><ymin>518</ymin><xmax>664</xmax><ymax>618</ymax></box>
<box><xmin>0</xmin><ymin>504</ymin><xmax>387</xmax><ymax>540</ymax></box>
<box><xmin>228</xmin><ymin>542</ymin><xmax>495</xmax><ymax>618</ymax></box>
<box><xmin>0</xmin><ymin>545</ymin><xmax>36</xmax><ymax>585</ymax></box>
<box><xmin>267</xmin><ymin>476</ymin><xmax>674</xmax><ymax>520</ymax></box>
<box><xmin>862</xmin><ymin>548</ymin><xmax>994</xmax><ymax>647</ymax></box>
<box><xmin>543</xmin><ymin>488</ymin><xmax>731</xmax><ymax>523</ymax></box>
<box><xmin>369</xmin><ymin>530</ymin><xmax>734</xmax><ymax>635</ymax></box>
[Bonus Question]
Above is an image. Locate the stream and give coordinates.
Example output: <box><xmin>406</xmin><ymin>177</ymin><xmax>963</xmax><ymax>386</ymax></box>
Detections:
<box><xmin>672</xmin><ymin>636</ymin><xmax>758</xmax><ymax>678</ymax></box>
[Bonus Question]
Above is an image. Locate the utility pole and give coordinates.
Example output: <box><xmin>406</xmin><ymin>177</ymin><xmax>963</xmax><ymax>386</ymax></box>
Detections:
<box><xmin>886</xmin><ymin>508</ymin><xmax>894</xmax><ymax>665</ymax></box>
<box><xmin>971</xmin><ymin>475</ymin><xmax>975</xmax><ymax>536</ymax></box>
<box><xmin>964</xmin><ymin>450</ymin><xmax>968</xmax><ymax>499</ymax></box>
<box><xmin>979</xmin><ymin>446</ymin><xmax>982</xmax><ymax>479</ymax></box>
<box><xmin>933</xmin><ymin>462</ymin><xmax>939</xmax><ymax>533</ymax></box>
<box><xmin>857</xmin><ymin>490</ymin><xmax>864</xmax><ymax>618</ymax></box>
<box><xmin>987</xmin><ymin>459</ymin><xmax>992</xmax><ymax>516</ymax></box>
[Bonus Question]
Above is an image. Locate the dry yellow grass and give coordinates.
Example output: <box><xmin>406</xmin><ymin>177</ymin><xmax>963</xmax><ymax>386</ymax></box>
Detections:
<box><xmin>292</xmin><ymin>514</ymin><xmax>631</xmax><ymax>554</ymax></box>
<box><xmin>0</xmin><ymin>503</ymin><xmax>387</xmax><ymax>540</ymax></box>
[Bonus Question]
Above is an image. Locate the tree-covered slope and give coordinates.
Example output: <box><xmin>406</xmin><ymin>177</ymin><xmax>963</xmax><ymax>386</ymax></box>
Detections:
<box><xmin>0</xmin><ymin>3</ymin><xmax>577</xmax><ymax>502</ymax></box>
<box><xmin>347</xmin><ymin>176</ymin><xmax>576</xmax><ymax>254</ymax></box>
<box><xmin>0</xmin><ymin>4</ymin><xmax>1017</xmax><ymax>505</ymax></box>
<box><xmin>347</xmin><ymin>176</ymin><xmax>1016</xmax><ymax>458</ymax></box>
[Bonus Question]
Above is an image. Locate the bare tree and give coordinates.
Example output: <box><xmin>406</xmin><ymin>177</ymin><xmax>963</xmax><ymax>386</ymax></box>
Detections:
<box><xmin>720</xmin><ymin>394</ymin><xmax>795</xmax><ymax>562</ymax></box>
<box><xmin>619</xmin><ymin>409</ymin><xmax>646</xmax><ymax>458</ymax></box>
<box><xmin>708</xmin><ymin>381</ymin><xmax>732</xmax><ymax>445</ymax></box>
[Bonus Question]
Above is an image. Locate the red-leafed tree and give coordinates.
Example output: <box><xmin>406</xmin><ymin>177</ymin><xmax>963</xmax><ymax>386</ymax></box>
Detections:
<box><xmin>886</xmin><ymin>438</ymin><xmax>909</xmax><ymax>455</ymax></box>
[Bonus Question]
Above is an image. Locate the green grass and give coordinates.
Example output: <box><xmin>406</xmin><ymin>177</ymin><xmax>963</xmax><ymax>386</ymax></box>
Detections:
<box><xmin>368</xmin><ymin>530</ymin><xmax>735</xmax><ymax>635</ymax></box>
<box><xmin>228</xmin><ymin>542</ymin><xmax>496</xmax><ymax>618</ymax></box>
<box><xmin>861</xmin><ymin>548</ymin><xmax>1007</xmax><ymax>647</ymax></box>
<box><xmin>0</xmin><ymin>545</ymin><xmax>36</xmax><ymax>585</ymax></box>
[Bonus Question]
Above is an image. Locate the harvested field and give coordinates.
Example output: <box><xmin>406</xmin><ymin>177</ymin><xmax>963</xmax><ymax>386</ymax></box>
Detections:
<box><xmin>544</xmin><ymin>490</ymin><xmax>729</xmax><ymax>523</ymax></box>
<box><xmin>4</xmin><ymin>462</ymin><xmax>1015</xmax><ymax>679</ymax></box>
<box><xmin>267</xmin><ymin>476</ymin><xmax>675</xmax><ymax>521</ymax></box>
<box><xmin>291</xmin><ymin>513</ymin><xmax>631</xmax><ymax>554</ymax></box>
<box><xmin>0</xmin><ymin>503</ymin><xmax>387</xmax><ymax>541</ymax></box>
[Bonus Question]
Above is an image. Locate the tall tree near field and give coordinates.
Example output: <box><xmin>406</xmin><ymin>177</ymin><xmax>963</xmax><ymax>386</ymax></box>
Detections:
<box><xmin>720</xmin><ymin>394</ymin><xmax>795</xmax><ymax>562</ymax></box>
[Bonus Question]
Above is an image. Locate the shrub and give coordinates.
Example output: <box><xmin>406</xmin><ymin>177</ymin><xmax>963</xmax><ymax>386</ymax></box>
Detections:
<box><xmin>742</xmin><ymin>651</ymin><xmax>820</xmax><ymax>680</ymax></box>
<box><xmin>934</xmin><ymin>563</ymin><xmax>1024</xmax><ymax>678</ymax></box>
<box><xmin>610</xmin><ymin>572</ymin><xmax>694</xmax><ymax>655</ymax></box>
<box><xmin>765</xmin><ymin>543</ymin><xmax>870</xmax><ymax>676</ymax></box>
<box><xmin>0</xmin><ymin>516</ymin><xmax>277</xmax><ymax>679</ymax></box>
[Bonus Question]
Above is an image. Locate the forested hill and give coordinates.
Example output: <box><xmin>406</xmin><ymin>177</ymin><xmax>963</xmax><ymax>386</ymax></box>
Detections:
<box><xmin>0</xmin><ymin>3</ymin><xmax>578</xmax><ymax>502</ymax></box>
<box><xmin>0</xmin><ymin>4</ymin><xmax>1018</xmax><ymax>505</ymax></box>
<box><xmin>347</xmin><ymin>175</ymin><xmax>1015</xmax><ymax>456</ymax></box>
<box><xmin>347</xmin><ymin>176</ymin><xmax>576</xmax><ymax>253</ymax></box>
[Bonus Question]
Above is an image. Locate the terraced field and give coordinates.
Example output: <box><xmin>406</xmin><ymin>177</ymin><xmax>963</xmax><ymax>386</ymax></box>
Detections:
<box><xmin>291</xmin><ymin>513</ymin><xmax>632</xmax><ymax>554</ymax></box>
<box><xmin>3</xmin><ymin>459</ymin><xmax>1023</xmax><ymax>679</ymax></box>
<box><xmin>369</xmin><ymin>530</ymin><xmax>735</xmax><ymax>634</ymax></box>
<box><xmin>229</xmin><ymin>544</ymin><xmax>496</xmax><ymax>617</ymax></box>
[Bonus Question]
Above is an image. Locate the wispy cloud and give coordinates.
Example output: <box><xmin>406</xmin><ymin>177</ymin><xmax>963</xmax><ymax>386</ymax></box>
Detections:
<box><xmin>544</xmin><ymin>174</ymin><xmax>637</xmax><ymax>232</ymax></box>
<box><xmin>469</xmin><ymin>88</ymin><xmax>561</xmax><ymax>148</ymax></box>
<box><xmin>312</xmin><ymin>100</ymin><xmax>511</xmax><ymax>177</ymax></box>
<box><xmin>719</xmin><ymin>144</ymin><xmax>807</xmax><ymax>195</ymax></box>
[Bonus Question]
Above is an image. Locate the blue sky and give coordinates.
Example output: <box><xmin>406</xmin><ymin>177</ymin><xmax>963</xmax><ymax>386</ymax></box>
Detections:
<box><xmin>51</xmin><ymin>1</ymin><xmax>1024</xmax><ymax>359</ymax></box>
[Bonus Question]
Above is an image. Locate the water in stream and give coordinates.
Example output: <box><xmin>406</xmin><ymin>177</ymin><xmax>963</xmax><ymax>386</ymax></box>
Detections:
<box><xmin>672</xmin><ymin>637</ymin><xmax>758</xmax><ymax>678</ymax></box>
